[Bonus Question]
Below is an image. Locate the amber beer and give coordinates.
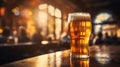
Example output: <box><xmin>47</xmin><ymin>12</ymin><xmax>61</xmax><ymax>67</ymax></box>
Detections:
<box><xmin>68</xmin><ymin>12</ymin><xmax>92</xmax><ymax>58</ymax></box>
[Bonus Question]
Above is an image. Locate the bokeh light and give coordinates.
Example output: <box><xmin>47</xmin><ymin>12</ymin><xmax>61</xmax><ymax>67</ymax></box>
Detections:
<box><xmin>12</xmin><ymin>7</ymin><xmax>20</xmax><ymax>16</ymax></box>
<box><xmin>55</xmin><ymin>18</ymin><xmax>62</xmax><ymax>39</ymax></box>
<box><xmin>55</xmin><ymin>8</ymin><xmax>61</xmax><ymax>18</ymax></box>
<box><xmin>0</xmin><ymin>7</ymin><xmax>5</xmax><ymax>16</ymax></box>
<box><xmin>94</xmin><ymin>12</ymin><xmax>112</xmax><ymax>23</ymax></box>
<box><xmin>48</xmin><ymin>5</ymin><xmax>55</xmax><ymax>16</ymax></box>
<box><xmin>39</xmin><ymin>4</ymin><xmax>48</xmax><ymax>10</ymax></box>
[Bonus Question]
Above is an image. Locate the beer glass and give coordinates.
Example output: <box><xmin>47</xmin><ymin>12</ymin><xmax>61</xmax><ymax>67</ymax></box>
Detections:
<box><xmin>68</xmin><ymin>12</ymin><xmax>92</xmax><ymax>58</ymax></box>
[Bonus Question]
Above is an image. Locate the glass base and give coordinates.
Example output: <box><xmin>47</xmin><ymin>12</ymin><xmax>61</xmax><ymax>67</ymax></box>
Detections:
<box><xmin>70</xmin><ymin>53</ymin><xmax>89</xmax><ymax>59</ymax></box>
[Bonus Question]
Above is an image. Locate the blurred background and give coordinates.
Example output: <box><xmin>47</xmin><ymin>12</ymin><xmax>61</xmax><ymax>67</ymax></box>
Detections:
<box><xmin>0</xmin><ymin>0</ymin><xmax>120</xmax><ymax>45</ymax></box>
<box><xmin>0</xmin><ymin>0</ymin><xmax>120</xmax><ymax>65</ymax></box>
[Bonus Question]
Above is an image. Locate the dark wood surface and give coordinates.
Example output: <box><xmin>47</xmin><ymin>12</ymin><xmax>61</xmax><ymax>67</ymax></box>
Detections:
<box><xmin>0</xmin><ymin>42</ymin><xmax>70</xmax><ymax>65</ymax></box>
<box><xmin>0</xmin><ymin>45</ymin><xmax>120</xmax><ymax>67</ymax></box>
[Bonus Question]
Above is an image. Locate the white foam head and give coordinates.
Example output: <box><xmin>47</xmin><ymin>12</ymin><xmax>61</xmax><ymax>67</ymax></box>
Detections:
<box><xmin>68</xmin><ymin>12</ymin><xmax>91</xmax><ymax>22</ymax></box>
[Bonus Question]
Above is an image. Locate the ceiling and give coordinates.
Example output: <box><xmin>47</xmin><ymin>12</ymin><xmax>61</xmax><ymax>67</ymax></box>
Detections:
<box><xmin>0</xmin><ymin>0</ymin><xmax>120</xmax><ymax>19</ymax></box>
<box><xmin>71</xmin><ymin>0</ymin><xmax>120</xmax><ymax>9</ymax></box>
<box><xmin>70</xmin><ymin>0</ymin><xmax>120</xmax><ymax>18</ymax></box>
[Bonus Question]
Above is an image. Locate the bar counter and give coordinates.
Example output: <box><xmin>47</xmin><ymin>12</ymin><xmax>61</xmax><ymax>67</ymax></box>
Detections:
<box><xmin>0</xmin><ymin>45</ymin><xmax>120</xmax><ymax>67</ymax></box>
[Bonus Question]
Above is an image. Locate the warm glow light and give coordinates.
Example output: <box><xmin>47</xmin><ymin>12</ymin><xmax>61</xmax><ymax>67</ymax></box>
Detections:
<box><xmin>102</xmin><ymin>24</ymin><xmax>117</xmax><ymax>36</ymax></box>
<box><xmin>41</xmin><ymin>41</ymin><xmax>49</xmax><ymax>44</ymax></box>
<box><xmin>94</xmin><ymin>25</ymin><xmax>102</xmax><ymax>34</ymax></box>
<box><xmin>56</xmin><ymin>52</ymin><xmax>62</xmax><ymax>67</ymax></box>
<box><xmin>48</xmin><ymin>53</ymin><xmax>55</xmax><ymax>67</ymax></box>
<box><xmin>37</xmin><ymin>11</ymin><xmax>48</xmax><ymax>36</ymax></box>
<box><xmin>97</xmin><ymin>13</ymin><xmax>110</xmax><ymax>21</ymax></box>
<box><xmin>48</xmin><ymin>5</ymin><xmax>55</xmax><ymax>16</ymax></box>
<box><xmin>117</xmin><ymin>29</ymin><xmax>120</xmax><ymax>37</ymax></box>
<box><xmin>28</xmin><ymin>10</ymin><xmax>32</xmax><ymax>16</ymax></box>
<box><xmin>55</xmin><ymin>8</ymin><xmax>61</xmax><ymax>18</ymax></box>
<box><xmin>0</xmin><ymin>29</ymin><xmax>3</xmax><ymax>33</ymax></box>
<box><xmin>55</xmin><ymin>18</ymin><xmax>61</xmax><ymax>39</ymax></box>
<box><xmin>62</xmin><ymin>50</ymin><xmax>70</xmax><ymax>57</ymax></box>
<box><xmin>38</xmin><ymin>11</ymin><xmax>48</xmax><ymax>24</ymax></box>
<box><xmin>102</xmin><ymin>24</ymin><xmax>116</xmax><ymax>31</ymax></box>
<box><xmin>13</xmin><ymin>30</ymin><xmax>17</xmax><ymax>35</ymax></box>
<box><xmin>37</xmin><ymin>3</ymin><xmax>62</xmax><ymax>39</ymax></box>
<box><xmin>0</xmin><ymin>7</ymin><xmax>5</xmax><ymax>16</ymax></box>
<box><xmin>94</xmin><ymin>12</ymin><xmax>111</xmax><ymax>23</ymax></box>
<box><xmin>39</xmin><ymin>4</ymin><xmax>48</xmax><ymax>10</ymax></box>
<box><xmin>21</xmin><ymin>9</ymin><xmax>32</xmax><ymax>18</ymax></box>
<box><xmin>26</xmin><ymin>20</ymin><xmax>36</xmax><ymax>37</ymax></box>
<box><xmin>94</xmin><ymin>12</ymin><xmax>112</xmax><ymax>34</ymax></box>
<box><xmin>35</xmin><ymin>55</ymin><xmax>48</xmax><ymax>67</ymax></box>
<box><xmin>80</xmin><ymin>59</ymin><xmax>89</xmax><ymax>67</ymax></box>
<box><xmin>47</xmin><ymin>16</ymin><xmax>54</xmax><ymax>37</ymax></box>
<box><xmin>95</xmin><ymin>19</ymin><xmax>101</xmax><ymax>23</ymax></box>
<box><xmin>34</xmin><ymin>51</ymin><xmax>63</xmax><ymax>67</ymax></box>
<box><xmin>12</xmin><ymin>7</ymin><xmax>20</xmax><ymax>16</ymax></box>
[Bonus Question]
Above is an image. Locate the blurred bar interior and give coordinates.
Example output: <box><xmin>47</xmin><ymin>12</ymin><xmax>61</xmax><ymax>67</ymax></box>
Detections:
<box><xmin>0</xmin><ymin>0</ymin><xmax>120</xmax><ymax>45</ymax></box>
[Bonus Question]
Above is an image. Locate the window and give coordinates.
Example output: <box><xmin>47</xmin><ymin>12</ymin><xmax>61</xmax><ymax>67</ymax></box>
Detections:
<box><xmin>36</xmin><ymin>4</ymin><xmax>62</xmax><ymax>40</ymax></box>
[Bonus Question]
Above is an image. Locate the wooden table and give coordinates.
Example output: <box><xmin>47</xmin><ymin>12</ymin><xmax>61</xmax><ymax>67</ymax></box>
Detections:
<box><xmin>0</xmin><ymin>45</ymin><xmax>120</xmax><ymax>67</ymax></box>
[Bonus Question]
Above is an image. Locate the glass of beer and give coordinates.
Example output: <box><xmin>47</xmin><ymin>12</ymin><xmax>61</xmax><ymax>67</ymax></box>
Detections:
<box><xmin>68</xmin><ymin>12</ymin><xmax>92</xmax><ymax>59</ymax></box>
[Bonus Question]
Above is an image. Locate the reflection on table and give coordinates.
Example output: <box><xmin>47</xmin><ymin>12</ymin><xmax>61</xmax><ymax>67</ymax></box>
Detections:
<box><xmin>1</xmin><ymin>45</ymin><xmax>120</xmax><ymax>67</ymax></box>
<box><xmin>0</xmin><ymin>42</ymin><xmax>34</xmax><ymax>46</ymax></box>
<box><xmin>70</xmin><ymin>58</ymin><xmax>89</xmax><ymax>67</ymax></box>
